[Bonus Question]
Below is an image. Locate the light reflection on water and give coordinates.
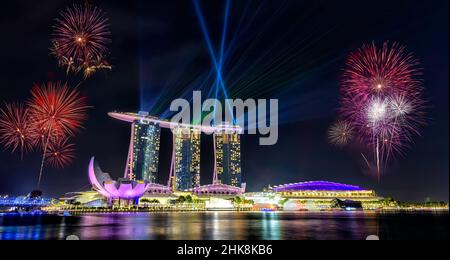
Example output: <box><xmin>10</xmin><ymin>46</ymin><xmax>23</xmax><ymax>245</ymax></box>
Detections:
<box><xmin>0</xmin><ymin>211</ymin><xmax>448</xmax><ymax>240</ymax></box>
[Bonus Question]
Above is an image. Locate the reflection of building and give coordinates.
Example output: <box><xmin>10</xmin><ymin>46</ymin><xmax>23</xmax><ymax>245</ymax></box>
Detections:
<box><xmin>174</xmin><ymin>128</ymin><xmax>201</xmax><ymax>191</ymax></box>
<box><xmin>129</xmin><ymin>119</ymin><xmax>161</xmax><ymax>183</ymax></box>
<box><xmin>215</xmin><ymin>129</ymin><xmax>241</xmax><ymax>187</ymax></box>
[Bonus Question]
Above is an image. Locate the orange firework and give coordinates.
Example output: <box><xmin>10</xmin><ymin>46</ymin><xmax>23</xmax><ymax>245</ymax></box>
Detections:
<box><xmin>51</xmin><ymin>3</ymin><xmax>111</xmax><ymax>76</ymax></box>
<box><xmin>83</xmin><ymin>56</ymin><xmax>112</xmax><ymax>79</ymax></box>
<box><xmin>0</xmin><ymin>102</ymin><xmax>34</xmax><ymax>159</ymax></box>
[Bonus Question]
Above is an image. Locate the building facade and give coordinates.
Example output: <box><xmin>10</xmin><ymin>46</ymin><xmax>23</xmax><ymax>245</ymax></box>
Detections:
<box><xmin>272</xmin><ymin>181</ymin><xmax>383</xmax><ymax>210</ymax></box>
<box><xmin>130</xmin><ymin>120</ymin><xmax>161</xmax><ymax>183</ymax></box>
<box><xmin>215</xmin><ymin>130</ymin><xmax>242</xmax><ymax>187</ymax></box>
<box><xmin>174</xmin><ymin>128</ymin><xmax>201</xmax><ymax>190</ymax></box>
<box><xmin>109</xmin><ymin>112</ymin><xmax>245</xmax><ymax>193</ymax></box>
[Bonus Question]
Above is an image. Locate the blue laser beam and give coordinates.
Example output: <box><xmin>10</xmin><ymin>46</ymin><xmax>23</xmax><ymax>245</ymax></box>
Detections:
<box><xmin>192</xmin><ymin>0</ymin><xmax>234</xmax><ymax>123</ymax></box>
<box><xmin>218</xmin><ymin>0</ymin><xmax>231</xmax><ymax>78</ymax></box>
<box><xmin>214</xmin><ymin>0</ymin><xmax>231</xmax><ymax>124</ymax></box>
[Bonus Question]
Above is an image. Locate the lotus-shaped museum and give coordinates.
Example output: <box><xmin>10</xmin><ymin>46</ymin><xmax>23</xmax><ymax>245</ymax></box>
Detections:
<box><xmin>88</xmin><ymin>157</ymin><xmax>171</xmax><ymax>204</ymax></box>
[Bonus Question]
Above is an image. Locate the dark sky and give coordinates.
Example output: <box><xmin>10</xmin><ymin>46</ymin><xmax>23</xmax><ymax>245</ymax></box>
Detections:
<box><xmin>0</xmin><ymin>0</ymin><xmax>448</xmax><ymax>202</ymax></box>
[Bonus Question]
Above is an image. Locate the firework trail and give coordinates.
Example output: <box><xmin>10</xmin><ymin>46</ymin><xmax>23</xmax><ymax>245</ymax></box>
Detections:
<box><xmin>0</xmin><ymin>103</ymin><xmax>34</xmax><ymax>159</ymax></box>
<box><xmin>338</xmin><ymin>42</ymin><xmax>426</xmax><ymax>181</ymax></box>
<box><xmin>29</xmin><ymin>125</ymin><xmax>65</xmax><ymax>153</ymax></box>
<box><xmin>27</xmin><ymin>82</ymin><xmax>89</xmax><ymax>188</ymax></box>
<box><xmin>45</xmin><ymin>137</ymin><xmax>76</xmax><ymax>169</ymax></box>
<box><xmin>51</xmin><ymin>3</ymin><xmax>111</xmax><ymax>77</ymax></box>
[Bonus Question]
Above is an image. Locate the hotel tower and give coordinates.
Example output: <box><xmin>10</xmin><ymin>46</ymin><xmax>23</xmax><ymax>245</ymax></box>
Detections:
<box><xmin>173</xmin><ymin>128</ymin><xmax>201</xmax><ymax>191</ymax></box>
<box><xmin>125</xmin><ymin>112</ymin><xmax>161</xmax><ymax>183</ymax></box>
<box><xmin>214</xmin><ymin>128</ymin><xmax>242</xmax><ymax>187</ymax></box>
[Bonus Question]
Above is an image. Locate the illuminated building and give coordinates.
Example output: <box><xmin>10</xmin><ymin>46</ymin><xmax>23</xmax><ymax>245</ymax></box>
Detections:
<box><xmin>190</xmin><ymin>184</ymin><xmax>243</xmax><ymax>196</ymax></box>
<box><xmin>187</xmin><ymin>124</ymin><xmax>244</xmax><ymax>195</ymax></box>
<box><xmin>272</xmin><ymin>181</ymin><xmax>383</xmax><ymax>210</ymax></box>
<box><xmin>89</xmin><ymin>157</ymin><xmax>149</xmax><ymax>205</ymax></box>
<box><xmin>273</xmin><ymin>181</ymin><xmax>377</xmax><ymax>198</ymax></box>
<box><xmin>88</xmin><ymin>157</ymin><xmax>172</xmax><ymax>205</ymax></box>
<box><xmin>0</xmin><ymin>197</ymin><xmax>53</xmax><ymax>208</ymax></box>
<box><xmin>126</xmin><ymin>112</ymin><xmax>161</xmax><ymax>182</ymax></box>
<box><xmin>215</xmin><ymin>126</ymin><xmax>242</xmax><ymax>187</ymax></box>
<box><xmin>205</xmin><ymin>198</ymin><xmax>234</xmax><ymax>211</ymax></box>
<box><xmin>60</xmin><ymin>191</ymin><xmax>107</xmax><ymax>208</ymax></box>
<box><xmin>173</xmin><ymin>128</ymin><xmax>201</xmax><ymax>191</ymax></box>
<box><xmin>104</xmin><ymin>112</ymin><xmax>245</xmax><ymax>193</ymax></box>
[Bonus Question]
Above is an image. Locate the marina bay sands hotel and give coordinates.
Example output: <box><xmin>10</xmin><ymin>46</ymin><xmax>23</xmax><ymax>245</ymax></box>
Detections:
<box><xmin>108</xmin><ymin>111</ymin><xmax>243</xmax><ymax>192</ymax></box>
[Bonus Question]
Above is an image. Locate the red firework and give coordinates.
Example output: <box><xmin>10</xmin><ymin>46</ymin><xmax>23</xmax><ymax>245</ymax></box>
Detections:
<box><xmin>29</xmin><ymin>125</ymin><xmax>65</xmax><ymax>152</ymax></box>
<box><xmin>27</xmin><ymin>82</ymin><xmax>89</xmax><ymax>140</ymax></box>
<box><xmin>341</xmin><ymin>42</ymin><xmax>422</xmax><ymax>126</ymax></box>
<box><xmin>342</xmin><ymin>42</ymin><xmax>421</xmax><ymax>98</ymax></box>
<box><xmin>45</xmin><ymin>137</ymin><xmax>76</xmax><ymax>168</ymax></box>
<box><xmin>0</xmin><ymin>102</ymin><xmax>34</xmax><ymax>158</ymax></box>
<box><xmin>27</xmin><ymin>82</ymin><xmax>88</xmax><ymax>187</ymax></box>
<box><xmin>51</xmin><ymin>4</ymin><xmax>111</xmax><ymax>75</ymax></box>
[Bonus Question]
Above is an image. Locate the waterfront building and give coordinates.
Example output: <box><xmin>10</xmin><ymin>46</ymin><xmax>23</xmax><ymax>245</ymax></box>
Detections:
<box><xmin>89</xmin><ymin>157</ymin><xmax>149</xmax><ymax>205</ymax></box>
<box><xmin>128</xmin><ymin>116</ymin><xmax>161</xmax><ymax>183</ymax></box>
<box><xmin>60</xmin><ymin>191</ymin><xmax>107</xmax><ymax>208</ymax></box>
<box><xmin>272</xmin><ymin>181</ymin><xmax>383</xmax><ymax>210</ymax></box>
<box><xmin>108</xmin><ymin>112</ymin><xmax>244</xmax><ymax>192</ymax></box>
<box><xmin>190</xmin><ymin>183</ymin><xmax>243</xmax><ymax>197</ymax></box>
<box><xmin>174</xmin><ymin>128</ymin><xmax>201</xmax><ymax>191</ymax></box>
<box><xmin>205</xmin><ymin>198</ymin><xmax>234</xmax><ymax>211</ymax></box>
<box><xmin>272</xmin><ymin>181</ymin><xmax>378</xmax><ymax>199</ymax></box>
<box><xmin>215</xmin><ymin>127</ymin><xmax>242</xmax><ymax>187</ymax></box>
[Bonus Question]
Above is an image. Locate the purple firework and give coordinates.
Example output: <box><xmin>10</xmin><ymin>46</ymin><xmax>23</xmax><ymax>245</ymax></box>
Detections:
<box><xmin>338</xmin><ymin>42</ymin><xmax>426</xmax><ymax>180</ymax></box>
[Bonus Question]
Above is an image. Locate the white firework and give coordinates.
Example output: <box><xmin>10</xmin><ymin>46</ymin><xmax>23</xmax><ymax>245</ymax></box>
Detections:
<box><xmin>328</xmin><ymin>120</ymin><xmax>354</xmax><ymax>146</ymax></box>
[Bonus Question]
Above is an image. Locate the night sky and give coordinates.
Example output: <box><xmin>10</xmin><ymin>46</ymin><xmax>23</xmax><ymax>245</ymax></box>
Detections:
<box><xmin>0</xmin><ymin>0</ymin><xmax>448</xmax><ymax>202</ymax></box>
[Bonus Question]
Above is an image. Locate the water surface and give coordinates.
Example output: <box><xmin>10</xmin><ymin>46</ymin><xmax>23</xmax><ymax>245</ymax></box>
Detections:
<box><xmin>0</xmin><ymin>211</ymin><xmax>447</xmax><ymax>240</ymax></box>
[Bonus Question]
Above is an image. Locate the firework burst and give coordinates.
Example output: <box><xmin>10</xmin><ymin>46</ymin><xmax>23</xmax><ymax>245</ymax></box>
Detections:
<box><xmin>0</xmin><ymin>102</ymin><xmax>34</xmax><ymax>158</ymax></box>
<box><xmin>341</xmin><ymin>42</ymin><xmax>421</xmax><ymax>104</ymax></box>
<box><xmin>29</xmin><ymin>125</ymin><xmax>65</xmax><ymax>153</ymax></box>
<box><xmin>45</xmin><ymin>138</ymin><xmax>76</xmax><ymax>169</ymax></box>
<box><xmin>337</xmin><ymin>42</ymin><xmax>426</xmax><ymax>181</ymax></box>
<box><xmin>27</xmin><ymin>82</ymin><xmax>89</xmax><ymax>138</ymax></box>
<box><xmin>27</xmin><ymin>82</ymin><xmax>89</xmax><ymax>187</ymax></box>
<box><xmin>328</xmin><ymin>120</ymin><xmax>354</xmax><ymax>146</ymax></box>
<box><xmin>51</xmin><ymin>4</ymin><xmax>111</xmax><ymax>76</ymax></box>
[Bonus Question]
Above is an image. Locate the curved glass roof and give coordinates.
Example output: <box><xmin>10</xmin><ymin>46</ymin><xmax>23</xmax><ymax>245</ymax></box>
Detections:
<box><xmin>273</xmin><ymin>181</ymin><xmax>364</xmax><ymax>192</ymax></box>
